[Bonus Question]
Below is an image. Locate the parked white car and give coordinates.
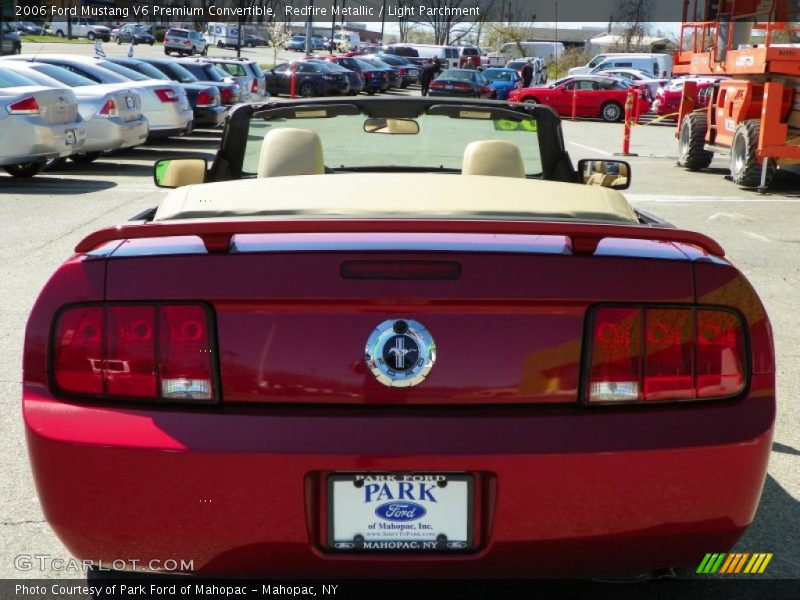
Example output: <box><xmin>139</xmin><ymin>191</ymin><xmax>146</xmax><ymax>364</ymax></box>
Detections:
<box><xmin>0</xmin><ymin>68</ymin><xmax>86</xmax><ymax>177</ymax></box>
<box><xmin>49</xmin><ymin>19</ymin><xmax>111</xmax><ymax>41</ymax></box>
<box><xmin>2</xmin><ymin>55</ymin><xmax>193</xmax><ymax>139</ymax></box>
<box><xmin>0</xmin><ymin>61</ymin><xmax>148</xmax><ymax>165</ymax></box>
<box><xmin>570</xmin><ymin>53</ymin><xmax>673</xmax><ymax>78</ymax></box>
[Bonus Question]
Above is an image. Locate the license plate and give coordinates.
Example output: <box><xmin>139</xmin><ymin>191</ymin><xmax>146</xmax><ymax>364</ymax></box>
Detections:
<box><xmin>329</xmin><ymin>473</ymin><xmax>473</xmax><ymax>552</ymax></box>
<box><xmin>65</xmin><ymin>130</ymin><xmax>76</xmax><ymax>145</ymax></box>
<box><xmin>445</xmin><ymin>84</ymin><xmax>454</xmax><ymax>90</ymax></box>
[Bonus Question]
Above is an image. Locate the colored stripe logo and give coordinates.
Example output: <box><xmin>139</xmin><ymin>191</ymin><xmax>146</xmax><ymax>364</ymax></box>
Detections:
<box><xmin>697</xmin><ymin>553</ymin><xmax>773</xmax><ymax>574</ymax></box>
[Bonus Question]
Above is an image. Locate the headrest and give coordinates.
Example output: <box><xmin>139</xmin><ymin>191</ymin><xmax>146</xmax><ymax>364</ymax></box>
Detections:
<box><xmin>461</xmin><ymin>140</ymin><xmax>526</xmax><ymax>178</ymax></box>
<box><xmin>257</xmin><ymin>128</ymin><xmax>324</xmax><ymax>177</ymax></box>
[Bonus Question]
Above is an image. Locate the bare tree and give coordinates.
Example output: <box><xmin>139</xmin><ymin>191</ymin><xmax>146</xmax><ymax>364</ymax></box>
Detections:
<box><xmin>614</xmin><ymin>0</ymin><xmax>654</xmax><ymax>51</ymax></box>
<box><xmin>485</xmin><ymin>23</ymin><xmax>532</xmax><ymax>54</ymax></box>
<box><xmin>394</xmin><ymin>0</ymin><xmax>420</xmax><ymax>43</ymax></box>
<box><xmin>418</xmin><ymin>0</ymin><xmax>483</xmax><ymax>45</ymax></box>
<box><xmin>266</xmin><ymin>19</ymin><xmax>292</xmax><ymax>67</ymax></box>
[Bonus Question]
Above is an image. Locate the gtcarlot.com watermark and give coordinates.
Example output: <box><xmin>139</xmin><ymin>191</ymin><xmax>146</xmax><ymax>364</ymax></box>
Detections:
<box><xmin>15</xmin><ymin>554</ymin><xmax>194</xmax><ymax>573</ymax></box>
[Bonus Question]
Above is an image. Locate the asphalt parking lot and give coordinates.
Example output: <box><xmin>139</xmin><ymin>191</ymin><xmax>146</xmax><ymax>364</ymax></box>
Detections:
<box><xmin>0</xmin><ymin>42</ymin><xmax>798</xmax><ymax>586</ymax></box>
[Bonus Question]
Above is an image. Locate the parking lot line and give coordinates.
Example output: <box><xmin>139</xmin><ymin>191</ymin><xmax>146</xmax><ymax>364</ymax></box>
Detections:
<box><xmin>568</xmin><ymin>141</ymin><xmax>612</xmax><ymax>156</ymax></box>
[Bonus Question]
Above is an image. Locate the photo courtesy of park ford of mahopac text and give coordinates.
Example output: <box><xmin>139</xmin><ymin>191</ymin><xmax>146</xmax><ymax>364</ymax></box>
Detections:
<box><xmin>2</xmin><ymin>0</ymin><xmax>800</xmax><ymax>598</ymax></box>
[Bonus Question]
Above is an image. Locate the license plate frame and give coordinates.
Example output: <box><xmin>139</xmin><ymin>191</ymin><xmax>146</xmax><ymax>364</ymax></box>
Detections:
<box><xmin>327</xmin><ymin>473</ymin><xmax>474</xmax><ymax>553</ymax></box>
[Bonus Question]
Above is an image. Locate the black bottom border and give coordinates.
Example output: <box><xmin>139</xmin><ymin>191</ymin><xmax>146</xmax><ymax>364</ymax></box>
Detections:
<box><xmin>2</xmin><ymin>577</ymin><xmax>798</xmax><ymax>600</ymax></box>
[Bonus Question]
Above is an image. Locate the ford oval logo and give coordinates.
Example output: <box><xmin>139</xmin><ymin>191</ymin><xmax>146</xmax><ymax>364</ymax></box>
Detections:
<box><xmin>374</xmin><ymin>502</ymin><xmax>427</xmax><ymax>522</ymax></box>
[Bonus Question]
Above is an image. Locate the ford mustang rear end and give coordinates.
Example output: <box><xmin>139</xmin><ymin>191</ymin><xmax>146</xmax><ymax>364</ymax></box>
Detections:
<box><xmin>22</xmin><ymin>98</ymin><xmax>775</xmax><ymax>578</ymax></box>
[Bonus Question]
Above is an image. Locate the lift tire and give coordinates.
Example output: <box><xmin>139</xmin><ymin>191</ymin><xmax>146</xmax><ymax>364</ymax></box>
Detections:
<box><xmin>678</xmin><ymin>112</ymin><xmax>713</xmax><ymax>170</ymax></box>
<box><xmin>730</xmin><ymin>119</ymin><xmax>775</xmax><ymax>189</ymax></box>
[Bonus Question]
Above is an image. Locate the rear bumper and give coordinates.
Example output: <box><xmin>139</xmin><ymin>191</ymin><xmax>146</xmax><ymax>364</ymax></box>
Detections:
<box><xmin>24</xmin><ymin>383</ymin><xmax>774</xmax><ymax>577</ymax></box>
<box><xmin>83</xmin><ymin>116</ymin><xmax>148</xmax><ymax>153</ymax></box>
<box><xmin>144</xmin><ymin>102</ymin><xmax>193</xmax><ymax>132</ymax></box>
<box><xmin>192</xmin><ymin>106</ymin><xmax>227</xmax><ymax>127</ymax></box>
<box><xmin>0</xmin><ymin>119</ymin><xmax>87</xmax><ymax>164</ymax></box>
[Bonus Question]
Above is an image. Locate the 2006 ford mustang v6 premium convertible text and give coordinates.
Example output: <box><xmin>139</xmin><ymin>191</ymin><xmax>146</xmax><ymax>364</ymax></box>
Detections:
<box><xmin>22</xmin><ymin>97</ymin><xmax>774</xmax><ymax>578</ymax></box>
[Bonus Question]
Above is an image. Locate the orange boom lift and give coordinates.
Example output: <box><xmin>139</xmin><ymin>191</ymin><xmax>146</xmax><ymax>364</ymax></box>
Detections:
<box><xmin>674</xmin><ymin>0</ymin><xmax>800</xmax><ymax>191</ymax></box>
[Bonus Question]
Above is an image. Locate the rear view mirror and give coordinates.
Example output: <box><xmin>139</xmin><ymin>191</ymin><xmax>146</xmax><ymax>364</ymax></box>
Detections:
<box><xmin>578</xmin><ymin>159</ymin><xmax>631</xmax><ymax>190</ymax></box>
<box><xmin>363</xmin><ymin>118</ymin><xmax>420</xmax><ymax>135</ymax></box>
<box><xmin>154</xmin><ymin>158</ymin><xmax>207</xmax><ymax>188</ymax></box>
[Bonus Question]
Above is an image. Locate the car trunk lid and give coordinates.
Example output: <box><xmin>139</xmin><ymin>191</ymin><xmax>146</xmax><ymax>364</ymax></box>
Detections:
<box><xmin>103</xmin><ymin>233</ymin><xmax>696</xmax><ymax>405</ymax></box>
<box><xmin>12</xmin><ymin>86</ymin><xmax>80</xmax><ymax>124</ymax></box>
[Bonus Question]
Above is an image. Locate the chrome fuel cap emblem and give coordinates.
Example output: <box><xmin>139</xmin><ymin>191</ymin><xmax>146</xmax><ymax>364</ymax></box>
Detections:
<box><xmin>365</xmin><ymin>319</ymin><xmax>436</xmax><ymax>387</ymax></box>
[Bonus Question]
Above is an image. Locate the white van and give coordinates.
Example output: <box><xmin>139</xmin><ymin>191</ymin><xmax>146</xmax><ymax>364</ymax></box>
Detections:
<box><xmin>334</xmin><ymin>32</ymin><xmax>361</xmax><ymax>52</ymax></box>
<box><xmin>205</xmin><ymin>22</ymin><xmax>242</xmax><ymax>49</ymax></box>
<box><xmin>385</xmin><ymin>44</ymin><xmax>460</xmax><ymax>68</ymax></box>
<box><xmin>570</xmin><ymin>53</ymin><xmax>673</xmax><ymax>77</ymax></box>
<box><xmin>499</xmin><ymin>42</ymin><xmax>564</xmax><ymax>62</ymax></box>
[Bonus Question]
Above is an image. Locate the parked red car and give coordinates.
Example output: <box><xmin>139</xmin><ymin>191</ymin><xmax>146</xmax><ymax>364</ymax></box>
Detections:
<box><xmin>509</xmin><ymin>75</ymin><xmax>651</xmax><ymax>122</ymax></box>
<box><xmin>23</xmin><ymin>98</ymin><xmax>774</xmax><ymax>578</ymax></box>
<box><xmin>652</xmin><ymin>78</ymin><xmax>724</xmax><ymax>120</ymax></box>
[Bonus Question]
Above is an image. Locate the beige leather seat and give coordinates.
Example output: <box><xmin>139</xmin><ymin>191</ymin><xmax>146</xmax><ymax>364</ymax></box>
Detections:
<box><xmin>257</xmin><ymin>128</ymin><xmax>325</xmax><ymax>177</ymax></box>
<box><xmin>159</xmin><ymin>158</ymin><xmax>205</xmax><ymax>187</ymax></box>
<box><xmin>461</xmin><ymin>140</ymin><xmax>526</xmax><ymax>178</ymax></box>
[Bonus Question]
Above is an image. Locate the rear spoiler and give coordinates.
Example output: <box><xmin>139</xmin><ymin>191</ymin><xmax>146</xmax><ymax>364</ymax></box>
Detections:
<box><xmin>75</xmin><ymin>219</ymin><xmax>725</xmax><ymax>257</ymax></box>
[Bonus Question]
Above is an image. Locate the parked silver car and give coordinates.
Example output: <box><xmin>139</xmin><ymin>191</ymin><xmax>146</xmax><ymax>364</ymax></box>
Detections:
<box><xmin>0</xmin><ymin>69</ymin><xmax>86</xmax><ymax>177</ymax></box>
<box><xmin>1</xmin><ymin>55</ymin><xmax>193</xmax><ymax>139</ymax></box>
<box><xmin>0</xmin><ymin>61</ymin><xmax>148</xmax><ymax>165</ymax></box>
<box><xmin>199</xmin><ymin>57</ymin><xmax>269</xmax><ymax>102</ymax></box>
<box><xmin>163</xmin><ymin>28</ymin><xmax>208</xmax><ymax>56</ymax></box>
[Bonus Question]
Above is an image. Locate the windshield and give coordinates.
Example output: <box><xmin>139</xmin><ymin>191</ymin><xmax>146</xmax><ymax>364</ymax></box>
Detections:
<box><xmin>242</xmin><ymin>110</ymin><xmax>542</xmax><ymax>177</ymax></box>
<box><xmin>157</xmin><ymin>62</ymin><xmax>198</xmax><ymax>83</ymax></box>
<box><xmin>182</xmin><ymin>63</ymin><xmax>227</xmax><ymax>82</ymax></box>
<box><xmin>438</xmin><ymin>70</ymin><xmax>476</xmax><ymax>81</ymax></box>
<box><xmin>123</xmin><ymin>60</ymin><xmax>169</xmax><ymax>80</ymax></box>
<box><xmin>30</xmin><ymin>64</ymin><xmax>94</xmax><ymax>87</ymax></box>
<box><xmin>96</xmin><ymin>60</ymin><xmax>149</xmax><ymax>81</ymax></box>
<box><xmin>0</xmin><ymin>69</ymin><xmax>37</xmax><ymax>88</ymax></box>
<box><xmin>484</xmin><ymin>69</ymin><xmax>516</xmax><ymax>82</ymax></box>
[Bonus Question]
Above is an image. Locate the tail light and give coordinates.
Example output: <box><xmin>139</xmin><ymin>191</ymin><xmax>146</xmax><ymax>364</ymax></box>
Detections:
<box><xmin>97</xmin><ymin>98</ymin><xmax>118</xmax><ymax>117</ymax></box>
<box><xmin>584</xmin><ymin>305</ymin><xmax>747</xmax><ymax>405</ymax></box>
<box><xmin>155</xmin><ymin>88</ymin><xmax>179</xmax><ymax>103</ymax></box>
<box><xmin>399</xmin><ymin>68</ymin><xmax>408</xmax><ymax>75</ymax></box>
<box><xmin>52</xmin><ymin>303</ymin><xmax>217</xmax><ymax>403</ymax></box>
<box><xmin>430</xmin><ymin>81</ymin><xmax>444</xmax><ymax>88</ymax></box>
<box><xmin>196</xmin><ymin>89</ymin><xmax>218</xmax><ymax>107</ymax></box>
<box><xmin>220</xmin><ymin>86</ymin><xmax>234</xmax><ymax>103</ymax></box>
<box><xmin>251</xmin><ymin>79</ymin><xmax>258</xmax><ymax>93</ymax></box>
<box><xmin>7</xmin><ymin>96</ymin><xmax>40</xmax><ymax>115</ymax></box>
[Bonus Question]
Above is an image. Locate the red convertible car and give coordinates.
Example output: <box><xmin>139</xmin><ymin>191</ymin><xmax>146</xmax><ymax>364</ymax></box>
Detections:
<box><xmin>508</xmin><ymin>75</ymin><xmax>652</xmax><ymax>122</ymax></box>
<box><xmin>23</xmin><ymin>98</ymin><xmax>774</xmax><ymax>578</ymax></box>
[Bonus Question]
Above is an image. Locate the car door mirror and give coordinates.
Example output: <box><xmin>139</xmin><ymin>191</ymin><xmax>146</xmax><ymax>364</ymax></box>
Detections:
<box><xmin>578</xmin><ymin>159</ymin><xmax>631</xmax><ymax>190</ymax></box>
<box><xmin>154</xmin><ymin>158</ymin><xmax>207</xmax><ymax>188</ymax></box>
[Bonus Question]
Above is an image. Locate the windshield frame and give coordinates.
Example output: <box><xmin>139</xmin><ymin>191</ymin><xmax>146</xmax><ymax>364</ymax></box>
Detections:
<box><xmin>206</xmin><ymin>97</ymin><xmax>572</xmax><ymax>184</ymax></box>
